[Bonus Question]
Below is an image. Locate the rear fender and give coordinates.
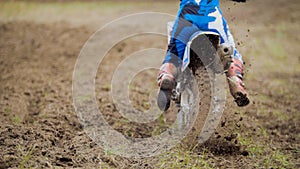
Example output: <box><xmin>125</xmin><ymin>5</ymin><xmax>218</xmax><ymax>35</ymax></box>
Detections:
<box><xmin>182</xmin><ymin>31</ymin><xmax>220</xmax><ymax>71</ymax></box>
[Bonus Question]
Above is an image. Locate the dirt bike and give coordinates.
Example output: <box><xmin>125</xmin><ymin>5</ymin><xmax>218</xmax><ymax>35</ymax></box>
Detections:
<box><xmin>157</xmin><ymin>22</ymin><xmax>232</xmax><ymax>142</ymax></box>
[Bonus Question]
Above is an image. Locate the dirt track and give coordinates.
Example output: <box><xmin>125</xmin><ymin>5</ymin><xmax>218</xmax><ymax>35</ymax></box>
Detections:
<box><xmin>0</xmin><ymin>0</ymin><xmax>299</xmax><ymax>168</ymax></box>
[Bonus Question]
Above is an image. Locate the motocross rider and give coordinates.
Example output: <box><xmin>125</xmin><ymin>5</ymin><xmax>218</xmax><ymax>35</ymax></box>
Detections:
<box><xmin>158</xmin><ymin>0</ymin><xmax>250</xmax><ymax>109</ymax></box>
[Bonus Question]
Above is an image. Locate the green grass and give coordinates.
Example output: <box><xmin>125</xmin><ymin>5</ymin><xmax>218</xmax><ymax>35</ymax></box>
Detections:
<box><xmin>101</xmin><ymin>84</ymin><xmax>111</xmax><ymax>91</ymax></box>
<box><xmin>0</xmin><ymin>1</ymin><xmax>137</xmax><ymax>27</ymax></box>
<box><xmin>17</xmin><ymin>144</ymin><xmax>36</xmax><ymax>169</ymax></box>
<box><xmin>263</xmin><ymin>150</ymin><xmax>293</xmax><ymax>169</ymax></box>
<box><xmin>3</xmin><ymin>107</ymin><xmax>11</xmax><ymax>116</ymax></box>
<box><xmin>238</xmin><ymin>134</ymin><xmax>264</xmax><ymax>157</ymax></box>
<box><xmin>11</xmin><ymin>115</ymin><xmax>22</xmax><ymax>124</ymax></box>
<box><xmin>0</xmin><ymin>1</ymin><xmax>174</xmax><ymax>24</ymax></box>
<box><xmin>237</xmin><ymin>132</ymin><xmax>295</xmax><ymax>169</ymax></box>
<box><xmin>4</xmin><ymin>107</ymin><xmax>11</xmax><ymax>113</ymax></box>
<box><xmin>152</xmin><ymin>146</ymin><xmax>213</xmax><ymax>169</ymax></box>
<box><xmin>0</xmin><ymin>1</ymin><xmax>132</xmax><ymax>15</ymax></box>
<box><xmin>265</xmin><ymin>25</ymin><xmax>288</xmax><ymax>61</ymax></box>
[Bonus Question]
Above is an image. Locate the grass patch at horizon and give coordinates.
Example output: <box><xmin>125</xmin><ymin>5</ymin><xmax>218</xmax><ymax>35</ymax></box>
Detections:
<box><xmin>0</xmin><ymin>1</ymin><xmax>176</xmax><ymax>24</ymax></box>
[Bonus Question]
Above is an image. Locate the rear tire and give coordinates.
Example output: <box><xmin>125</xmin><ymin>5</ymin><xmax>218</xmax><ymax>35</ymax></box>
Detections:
<box><xmin>180</xmin><ymin>67</ymin><xmax>211</xmax><ymax>148</ymax></box>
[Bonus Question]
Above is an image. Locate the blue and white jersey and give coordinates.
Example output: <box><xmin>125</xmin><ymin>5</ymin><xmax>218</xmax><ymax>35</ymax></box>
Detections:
<box><xmin>163</xmin><ymin>0</ymin><xmax>243</xmax><ymax>65</ymax></box>
<box><xmin>180</xmin><ymin>0</ymin><xmax>219</xmax><ymax>7</ymax></box>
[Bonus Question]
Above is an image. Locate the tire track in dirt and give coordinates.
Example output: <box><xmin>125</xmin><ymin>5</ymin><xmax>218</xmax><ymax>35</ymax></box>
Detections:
<box><xmin>0</xmin><ymin>21</ymin><xmax>110</xmax><ymax>168</ymax></box>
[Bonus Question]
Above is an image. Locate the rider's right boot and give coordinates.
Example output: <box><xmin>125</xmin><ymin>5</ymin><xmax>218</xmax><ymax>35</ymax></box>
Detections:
<box><xmin>226</xmin><ymin>59</ymin><xmax>250</xmax><ymax>107</ymax></box>
<box><xmin>157</xmin><ymin>63</ymin><xmax>178</xmax><ymax>111</ymax></box>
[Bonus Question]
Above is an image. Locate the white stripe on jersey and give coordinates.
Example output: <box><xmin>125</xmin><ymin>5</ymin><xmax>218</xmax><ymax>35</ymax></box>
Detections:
<box><xmin>208</xmin><ymin>7</ymin><xmax>228</xmax><ymax>44</ymax></box>
<box><xmin>195</xmin><ymin>0</ymin><xmax>202</xmax><ymax>5</ymax></box>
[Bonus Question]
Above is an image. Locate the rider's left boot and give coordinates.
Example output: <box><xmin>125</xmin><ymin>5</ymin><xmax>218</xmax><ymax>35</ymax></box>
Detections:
<box><xmin>157</xmin><ymin>63</ymin><xmax>178</xmax><ymax>111</ymax></box>
<box><xmin>226</xmin><ymin>59</ymin><xmax>250</xmax><ymax>107</ymax></box>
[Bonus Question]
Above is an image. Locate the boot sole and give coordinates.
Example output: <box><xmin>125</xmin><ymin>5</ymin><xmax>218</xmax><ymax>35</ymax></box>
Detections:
<box><xmin>157</xmin><ymin>79</ymin><xmax>173</xmax><ymax>111</ymax></box>
<box><xmin>235</xmin><ymin>92</ymin><xmax>250</xmax><ymax>107</ymax></box>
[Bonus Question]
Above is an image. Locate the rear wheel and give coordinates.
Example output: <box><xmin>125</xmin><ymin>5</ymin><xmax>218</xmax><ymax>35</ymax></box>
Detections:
<box><xmin>179</xmin><ymin>67</ymin><xmax>211</xmax><ymax>147</ymax></box>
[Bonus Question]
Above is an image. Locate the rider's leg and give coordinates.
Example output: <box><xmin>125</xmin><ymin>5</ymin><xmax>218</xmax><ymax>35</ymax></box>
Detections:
<box><xmin>208</xmin><ymin>6</ymin><xmax>250</xmax><ymax>106</ymax></box>
<box><xmin>157</xmin><ymin>4</ymin><xmax>200</xmax><ymax>111</ymax></box>
<box><xmin>225</xmin><ymin>26</ymin><xmax>250</xmax><ymax>106</ymax></box>
<box><xmin>226</xmin><ymin>57</ymin><xmax>250</xmax><ymax>107</ymax></box>
<box><xmin>158</xmin><ymin>4</ymin><xmax>201</xmax><ymax>88</ymax></box>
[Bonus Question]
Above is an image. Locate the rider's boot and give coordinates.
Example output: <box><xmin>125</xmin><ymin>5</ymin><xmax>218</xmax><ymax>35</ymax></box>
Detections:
<box><xmin>157</xmin><ymin>63</ymin><xmax>178</xmax><ymax>111</ymax></box>
<box><xmin>226</xmin><ymin>59</ymin><xmax>250</xmax><ymax>107</ymax></box>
